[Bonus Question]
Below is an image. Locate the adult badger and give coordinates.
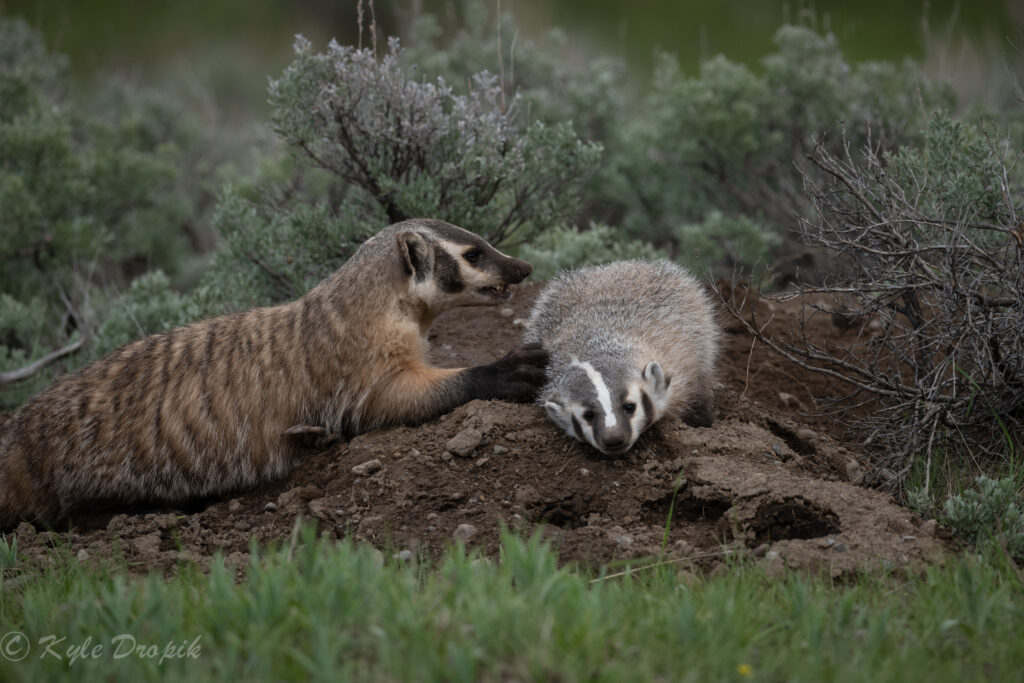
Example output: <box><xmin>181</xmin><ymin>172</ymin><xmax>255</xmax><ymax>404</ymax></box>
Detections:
<box><xmin>524</xmin><ymin>260</ymin><xmax>719</xmax><ymax>455</ymax></box>
<box><xmin>0</xmin><ymin>219</ymin><xmax>546</xmax><ymax>527</ymax></box>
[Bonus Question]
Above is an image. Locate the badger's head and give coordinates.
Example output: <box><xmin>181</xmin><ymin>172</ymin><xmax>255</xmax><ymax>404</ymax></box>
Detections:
<box><xmin>394</xmin><ymin>219</ymin><xmax>532</xmax><ymax>313</ymax></box>
<box><xmin>542</xmin><ymin>356</ymin><xmax>672</xmax><ymax>456</ymax></box>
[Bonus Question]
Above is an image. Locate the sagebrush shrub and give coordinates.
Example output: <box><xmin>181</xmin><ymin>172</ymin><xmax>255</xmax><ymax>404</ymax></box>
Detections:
<box><xmin>0</xmin><ymin>18</ymin><xmax>211</xmax><ymax>407</ymax></box>
<box><xmin>942</xmin><ymin>477</ymin><xmax>1024</xmax><ymax>560</ymax></box>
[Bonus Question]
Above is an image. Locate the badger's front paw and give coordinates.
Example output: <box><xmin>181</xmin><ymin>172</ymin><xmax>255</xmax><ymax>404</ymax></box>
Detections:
<box><xmin>469</xmin><ymin>342</ymin><xmax>549</xmax><ymax>402</ymax></box>
<box><xmin>282</xmin><ymin>424</ymin><xmax>342</xmax><ymax>450</ymax></box>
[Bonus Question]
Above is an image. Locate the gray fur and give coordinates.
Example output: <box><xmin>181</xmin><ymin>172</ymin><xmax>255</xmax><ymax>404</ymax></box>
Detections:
<box><xmin>524</xmin><ymin>260</ymin><xmax>719</xmax><ymax>455</ymax></box>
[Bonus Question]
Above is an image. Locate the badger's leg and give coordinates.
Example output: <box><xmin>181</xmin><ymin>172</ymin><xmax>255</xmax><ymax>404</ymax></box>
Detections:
<box><xmin>682</xmin><ymin>387</ymin><xmax>715</xmax><ymax>428</ymax></box>
<box><xmin>366</xmin><ymin>343</ymin><xmax>548</xmax><ymax>428</ymax></box>
<box><xmin>282</xmin><ymin>424</ymin><xmax>343</xmax><ymax>450</ymax></box>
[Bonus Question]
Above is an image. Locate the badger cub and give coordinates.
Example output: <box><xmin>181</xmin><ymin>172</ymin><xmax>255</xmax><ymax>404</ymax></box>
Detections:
<box><xmin>0</xmin><ymin>219</ymin><xmax>545</xmax><ymax>527</ymax></box>
<box><xmin>524</xmin><ymin>260</ymin><xmax>719</xmax><ymax>455</ymax></box>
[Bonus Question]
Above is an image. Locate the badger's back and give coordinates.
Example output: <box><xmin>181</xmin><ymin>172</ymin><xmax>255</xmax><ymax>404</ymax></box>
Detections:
<box><xmin>0</xmin><ymin>293</ymin><xmax>362</xmax><ymax>526</ymax></box>
<box><xmin>525</xmin><ymin>260</ymin><xmax>719</xmax><ymax>421</ymax></box>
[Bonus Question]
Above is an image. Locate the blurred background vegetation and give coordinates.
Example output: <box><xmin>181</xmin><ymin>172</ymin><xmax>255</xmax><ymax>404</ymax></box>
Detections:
<box><xmin>5</xmin><ymin>0</ymin><xmax>1022</xmax><ymax>116</ymax></box>
<box><xmin>1</xmin><ymin>0</ymin><xmax>1023</xmax><ymax>510</ymax></box>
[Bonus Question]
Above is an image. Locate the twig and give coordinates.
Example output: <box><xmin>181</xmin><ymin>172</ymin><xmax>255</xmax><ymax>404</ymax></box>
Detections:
<box><xmin>0</xmin><ymin>337</ymin><xmax>86</xmax><ymax>385</ymax></box>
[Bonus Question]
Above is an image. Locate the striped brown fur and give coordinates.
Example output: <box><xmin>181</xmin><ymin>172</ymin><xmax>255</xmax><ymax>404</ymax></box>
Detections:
<box><xmin>0</xmin><ymin>219</ymin><xmax>545</xmax><ymax>527</ymax></box>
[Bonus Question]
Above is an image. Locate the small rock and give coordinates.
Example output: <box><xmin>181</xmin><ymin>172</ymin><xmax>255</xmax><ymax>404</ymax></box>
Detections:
<box><xmin>846</xmin><ymin>459</ymin><xmax>865</xmax><ymax>485</ymax></box>
<box><xmin>615</xmin><ymin>535</ymin><xmax>634</xmax><ymax>547</ymax></box>
<box><xmin>131</xmin><ymin>532</ymin><xmax>161</xmax><ymax>555</ymax></box>
<box><xmin>833</xmin><ymin>542</ymin><xmax>848</xmax><ymax>552</ymax></box>
<box><xmin>738</xmin><ymin>473</ymin><xmax>769</xmax><ymax>497</ymax></box>
<box><xmin>76</xmin><ymin>549</ymin><xmax>89</xmax><ymax>562</ymax></box>
<box><xmin>500</xmin><ymin>307</ymin><xmax>515</xmax><ymax>317</ymax></box>
<box><xmin>426</xmin><ymin>512</ymin><xmax>439</xmax><ymax>520</ymax></box>
<box><xmin>819</xmin><ymin>537</ymin><xmax>836</xmax><ymax>549</ymax></box>
<box><xmin>492</xmin><ymin>445</ymin><xmax>508</xmax><ymax>454</ymax></box>
<box><xmin>771</xmin><ymin>444</ymin><xmax>785</xmax><ymax>458</ymax></box>
<box><xmin>446</xmin><ymin>428</ymin><xmax>483</xmax><ymax>457</ymax></box>
<box><xmin>395</xmin><ymin>549</ymin><xmax>414</xmax><ymax>563</ymax></box>
<box><xmin>580</xmin><ymin>468</ymin><xmax>590</xmax><ymax>476</ymax></box>
<box><xmin>453</xmin><ymin>523</ymin><xmax>477</xmax><ymax>542</ymax></box>
<box><xmin>351</xmin><ymin>458</ymin><xmax>383</xmax><ymax>476</ymax></box>
<box><xmin>504</xmin><ymin>432</ymin><xmax>517</xmax><ymax>442</ymax></box>
<box><xmin>228</xmin><ymin>499</ymin><xmax>241</xmax><ymax>513</ymax></box>
<box><xmin>765</xmin><ymin>550</ymin><xmax>781</xmax><ymax>561</ymax></box>
<box><xmin>474</xmin><ymin>456</ymin><xmax>490</xmax><ymax>468</ymax></box>
<box><xmin>920</xmin><ymin>519</ymin><xmax>938</xmax><ymax>537</ymax></box>
<box><xmin>515</xmin><ymin>485</ymin><xmax>540</xmax><ymax>505</ymax></box>
<box><xmin>277</xmin><ymin>485</ymin><xmax>325</xmax><ymax>510</ymax></box>
<box><xmin>441</xmin><ymin>452</ymin><xmax>453</xmax><ymax>461</ymax></box>
<box><xmin>264</xmin><ymin>502</ymin><xmax>277</xmax><ymax>512</ymax></box>
<box><xmin>901</xmin><ymin>535</ymin><xmax>917</xmax><ymax>543</ymax></box>
<box><xmin>796</xmin><ymin>428</ymin><xmax>817</xmax><ymax>442</ymax></box>
<box><xmin>778</xmin><ymin>392</ymin><xmax>806</xmax><ymax>411</ymax></box>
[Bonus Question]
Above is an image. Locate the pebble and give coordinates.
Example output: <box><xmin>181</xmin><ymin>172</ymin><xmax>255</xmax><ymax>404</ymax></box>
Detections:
<box><xmin>76</xmin><ymin>549</ymin><xmax>89</xmax><ymax>562</ymax></box>
<box><xmin>446</xmin><ymin>428</ymin><xmax>483</xmax><ymax>457</ymax></box>
<box><xmin>395</xmin><ymin>549</ymin><xmax>414</xmax><ymax>563</ymax></box>
<box><xmin>615</xmin><ymin>535</ymin><xmax>634</xmax><ymax>547</ymax></box>
<box><xmin>228</xmin><ymin>499</ymin><xmax>241</xmax><ymax>513</ymax></box>
<box><xmin>833</xmin><ymin>542</ymin><xmax>848</xmax><ymax>552</ymax></box>
<box><xmin>796</xmin><ymin>428</ymin><xmax>817</xmax><ymax>442</ymax></box>
<box><xmin>778</xmin><ymin>392</ymin><xmax>806</xmax><ymax>411</ymax></box>
<box><xmin>453</xmin><ymin>523</ymin><xmax>478</xmax><ymax>542</ymax></box>
<box><xmin>351</xmin><ymin>458</ymin><xmax>383</xmax><ymax>476</ymax></box>
<box><xmin>500</xmin><ymin>307</ymin><xmax>515</xmax><ymax>317</ymax></box>
<box><xmin>846</xmin><ymin>459</ymin><xmax>865</xmax><ymax>485</ymax></box>
<box><xmin>492</xmin><ymin>445</ymin><xmax>508</xmax><ymax>454</ymax></box>
<box><xmin>920</xmin><ymin>519</ymin><xmax>938</xmax><ymax>537</ymax></box>
<box><xmin>902</xmin><ymin>535</ymin><xmax>917</xmax><ymax>542</ymax></box>
<box><xmin>441</xmin><ymin>452</ymin><xmax>453</xmax><ymax>461</ymax></box>
<box><xmin>264</xmin><ymin>502</ymin><xmax>277</xmax><ymax>512</ymax></box>
<box><xmin>580</xmin><ymin>468</ymin><xmax>590</xmax><ymax>476</ymax></box>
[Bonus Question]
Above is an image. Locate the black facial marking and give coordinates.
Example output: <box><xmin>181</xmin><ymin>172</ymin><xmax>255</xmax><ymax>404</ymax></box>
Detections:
<box><xmin>570</xmin><ymin>415</ymin><xmax>583</xmax><ymax>439</ymax></box>
<box><xmin>641</xmin><ymin>390</ymin><xmax>655</xmax><ymax>430</ymax></box>
<box><xmin>433</xmin><ymin>248</ymin><xmax>464</xmax><ymax>293</ymax></box>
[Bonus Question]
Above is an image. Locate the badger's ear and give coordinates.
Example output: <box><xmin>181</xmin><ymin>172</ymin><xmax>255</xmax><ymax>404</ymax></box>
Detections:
<box><xmin>396</xmin><ymin>231</ymin><xmax>434</xmax><ymax>282</ymax></box>
<box><xmin>642</xmin><ymin>361</ymin><xmax>669</xmax><ymax>397</ymax></box>
<box><xmin>544</xmin><ymin>400</ymin><xmax>570</xmax><ymax>429</ymax></box>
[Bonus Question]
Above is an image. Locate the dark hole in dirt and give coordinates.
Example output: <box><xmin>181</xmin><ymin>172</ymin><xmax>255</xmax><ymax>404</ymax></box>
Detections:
<box><xmin>766</xmin><ymin>418</ymin><xmax>815</xmax><ymax>455</ymax></box>
<box><xmin>532</xmin><ymin>494</ymin><xmax>592</xmax><ymax>529</ymax></box>
<box><xmin>642</xmin><ymin>489</ymin><xmax>731</xmax><ymax>525</ymax></box>
<box><xmin>748</xmin><ymin>497</ymin><xmax>840</xmax><ymax>544</ymax></box>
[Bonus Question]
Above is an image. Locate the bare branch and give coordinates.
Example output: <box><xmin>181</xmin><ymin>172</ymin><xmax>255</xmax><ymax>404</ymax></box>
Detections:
<box><xmin>0</xmin><ymin>337</ymin><xmax>86</xmax><ymax>386</ymax></box>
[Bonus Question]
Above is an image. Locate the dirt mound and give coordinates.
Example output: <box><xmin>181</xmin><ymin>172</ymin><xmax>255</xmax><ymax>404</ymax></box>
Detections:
<box><xmin>8</xmin><ymin>284</ymin><xmax>948</xmax><ymax>577</ymax></box>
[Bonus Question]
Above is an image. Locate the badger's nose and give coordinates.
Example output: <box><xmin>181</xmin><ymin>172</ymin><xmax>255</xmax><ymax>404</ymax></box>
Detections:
<box><xmin>506</xmin><ymin>258</ymin><xmax>532</xmax><ymax>283</ymax></box>
<box><xmin>601</xmin><ymin>429</ymin><xmax>627</xmax><ymax>450</ymax></box>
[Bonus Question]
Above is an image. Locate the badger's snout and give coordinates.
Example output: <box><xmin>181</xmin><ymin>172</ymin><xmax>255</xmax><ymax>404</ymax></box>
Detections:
<box><xmin>502</xmin><ymin>257</ymin><xmax>532</xmax><ymax>284</ymax></box>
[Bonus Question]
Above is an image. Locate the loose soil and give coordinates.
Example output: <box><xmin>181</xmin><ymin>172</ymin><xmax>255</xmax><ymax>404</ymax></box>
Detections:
<box><xmin>7</xmin><ymin>284</ymin><xmax>949</xmax><ymax>578</ymax></box>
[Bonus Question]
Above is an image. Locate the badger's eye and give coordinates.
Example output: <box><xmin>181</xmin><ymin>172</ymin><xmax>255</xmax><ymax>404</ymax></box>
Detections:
<box><xmin>463</xmin><ymin>249</ymin><xmax>482</xmax><ymax>263</ymax></box>
<box><xmin>622</xmin><ymin>402</ymin><xmax>637</xmax><ymax>415</ymax></box>
<box><xmin>582</xmin><ymin>409</ymin><xmax>596</xmax><ymax>423</ymax></box>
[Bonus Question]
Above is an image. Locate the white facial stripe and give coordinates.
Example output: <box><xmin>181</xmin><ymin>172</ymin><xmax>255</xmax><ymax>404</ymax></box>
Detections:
<box><xmin>626</xmin><ymin>383</ymin><xmax>645</xmax><ymax>435</ymax></box>
<box><xmin>570</xmin><ymin>358</ymin><xmax>616</xmax><ymax>428</ymax></box>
